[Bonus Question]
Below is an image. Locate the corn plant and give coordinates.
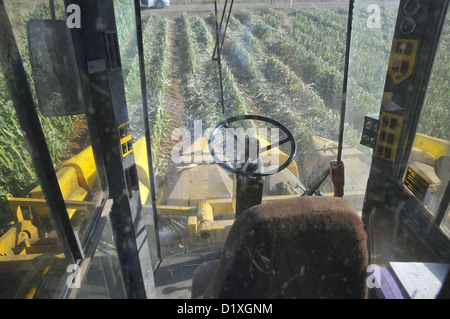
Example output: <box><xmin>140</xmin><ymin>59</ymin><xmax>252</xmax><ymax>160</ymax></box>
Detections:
<box><xmin>177</xmin><ymin>13</ymin><xmax>247</xmax><ymax>131</ymax></box>
<box><xmin>135</xmin><ymin>13</ymin><xmax>172</xmax><ymax>174</ymax></box>
<box><xmin>177</xmin><ymin>13</ymin><xmax>197</xmax><ymax>75</ymax></box>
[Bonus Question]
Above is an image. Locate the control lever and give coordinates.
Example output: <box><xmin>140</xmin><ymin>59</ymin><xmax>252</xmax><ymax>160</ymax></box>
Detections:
<box><xmin>330</xmin><ymin>160</ymin><xmax>345</xmax><ymax>197</ymax></box>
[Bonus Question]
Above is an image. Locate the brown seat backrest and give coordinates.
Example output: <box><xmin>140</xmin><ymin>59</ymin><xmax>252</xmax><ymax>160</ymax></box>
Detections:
<box><xmin>202</xmin><ymin>196</ymin><xmax>368</xmax><ymax>299</ymax></box>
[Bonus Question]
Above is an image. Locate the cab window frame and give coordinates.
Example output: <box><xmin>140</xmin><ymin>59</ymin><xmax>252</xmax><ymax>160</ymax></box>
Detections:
<box><xmin>0</xmin><ymin>0</ymin><xmax>111</xmax><ymax>270</ymax></box>
<box><xmin>386</xmin><ymin>1</ymin><xmax>450</xmax><ymax>253</ymax></box>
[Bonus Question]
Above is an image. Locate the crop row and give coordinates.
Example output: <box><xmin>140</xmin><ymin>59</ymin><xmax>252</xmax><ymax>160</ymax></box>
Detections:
<box><xmin>176</xmin><ymin>13</ymin><xmax>248</xmax><ymax>131</ymax></box>
<box><xmin>204</xmin><ymin>12</ymin><xmax>362</xmax><ymax>173</ymax></box>
<box><xmin>137</xmin><ymin>13</ymin><xmax>172</xmax><ymax>174</ymax></box>
<box><xmin>240</xmin><ymin>7</ymin><xmax>401</xmax><ymax>147</ymax></box>
<box><xmin>292</xmin><ymin>6</ymin><xmax>449</xmax><ymax>141</ymax></box>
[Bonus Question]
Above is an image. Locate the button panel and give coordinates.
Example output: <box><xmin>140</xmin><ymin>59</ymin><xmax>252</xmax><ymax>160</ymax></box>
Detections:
<box><xmin>360</xmin><ymin>113</ymin><xmax>379</xmax><ymax>149</ymax></box>
<box><xmin>388</xmin><ymin>39</ymin><xmax>418</xmax><ymax>84</ymax></box>
<box><xmin>374</xmin><ymin>112</ymin><xmax>403</xmax><ymax>162</ymax></box>
<box><xmin>118</xmin><ymin>121</ymin><xmax>133</xmax><ymax>158</ymax></box>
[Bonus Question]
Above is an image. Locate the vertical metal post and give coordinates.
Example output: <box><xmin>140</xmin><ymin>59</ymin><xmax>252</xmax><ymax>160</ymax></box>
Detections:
<box><xmin>214</xmin><ymin>1</ymin><xmax>225</xmax><ymax>114</ymax></box>
<box><xmin>337</xmin><ymin>0</ymin><xmax>354</xmax><ymax>163</ymax></box>
<box><xmin>331</xmin><ymin>0</ymin><xmax>354</xmax><ymax>198</ymax></box>
<box><xmin>66</xmin><ymin>0</ymin><xmax>148</xmax><ymax>298</ymax></box>
<box><xmin>49</xmin><ymin>0</ymin><xmax>56</xmax><ymax>20</ymax></box>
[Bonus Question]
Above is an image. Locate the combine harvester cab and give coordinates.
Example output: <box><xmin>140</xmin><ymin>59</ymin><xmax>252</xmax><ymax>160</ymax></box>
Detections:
<box><xmin>0</xmin><ymin>0</ymin><xmax>449</xmax><ymax>300</ymax></box>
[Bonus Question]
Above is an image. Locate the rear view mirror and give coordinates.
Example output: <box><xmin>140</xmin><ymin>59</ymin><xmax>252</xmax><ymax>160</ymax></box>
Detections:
<box><xmin>27</xmin><ymin>19</ymin><xmax>85</xmax><ymax>117</ymax></box>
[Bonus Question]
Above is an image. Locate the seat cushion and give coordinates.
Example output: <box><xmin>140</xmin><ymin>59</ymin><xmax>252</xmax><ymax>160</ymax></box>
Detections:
<box><xmin>200</xmin><ymin>196</ymin><xmax>368</xmax><ymax>299</ymax></box>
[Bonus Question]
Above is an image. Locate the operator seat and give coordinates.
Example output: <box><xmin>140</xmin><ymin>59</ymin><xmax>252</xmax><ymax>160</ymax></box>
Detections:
<box><xmin>191</xmin><ymin>196</ymin><xmax>368</xmax><ymax>299</ymax></box>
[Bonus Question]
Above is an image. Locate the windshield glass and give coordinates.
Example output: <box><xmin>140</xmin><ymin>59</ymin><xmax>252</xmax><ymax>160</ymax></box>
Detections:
<box><xmin>133</xmin><ymin>0</ymin><xmax>400</xmax><ymax>257</ymax></box>
<box><xmin>0</xmin><ymin>0</ymin><xmax>107</xmax><ymax>298</ymax></box>
<box><xmin>403</xmin><ymin>8</ymin><xmax>450</xmax><ymax>238</ymax></box>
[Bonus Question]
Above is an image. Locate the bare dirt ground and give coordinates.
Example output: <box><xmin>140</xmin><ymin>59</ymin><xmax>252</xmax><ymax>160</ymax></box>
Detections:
<box><xmin>159</xmin><ymin>21</ymin><xmax>185</xmax><ymax>166</ymax></box>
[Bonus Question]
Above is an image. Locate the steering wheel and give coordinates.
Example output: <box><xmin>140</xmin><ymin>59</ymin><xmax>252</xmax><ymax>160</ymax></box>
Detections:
<box><xmin>208</xmin><ymin>115</ymin><xmax>297</xmax><ymax>177</ymax></box>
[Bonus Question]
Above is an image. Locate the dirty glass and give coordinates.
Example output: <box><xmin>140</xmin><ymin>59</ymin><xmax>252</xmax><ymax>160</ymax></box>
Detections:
<box><xmin>75</xmin><ymin>215</ymin><xmax>127</xmax><ymax>299</ymax></box>
<box><xmin>0</xmin><ymin>76</ymin><xmax>71</xmax><ymax>298</ymax></box>
<box><xmin>2</xmin><ymin>0</ymin><xmax>105</xmax><ymax>244</ymax></box>
<box><xmin>140</xmin><ymin>0</ymin><xmax>406</xmax><ymax>299</ymax></box>
<box><xmin>403</xmin><ymin>9</ymin><xmax>449</xmax><ymax>238</ymax></box>
<box><xmin>143</xmin><ymin>0</ymin><xmax>401</xmax><ymax>260</ymax></box>
<box><xmin>342</xmin><ymin>0</ymin><xmax>400</xmax><ymax>211</ymax></box>
<box><xmin>145</xmin><ymin>3</ymin><xmax>343</xmax><ymax>257</ymax></box>
<box><xmin>113</xmin><ymin>0</ymin><xmax>160</xmax><ymax>272</ymax></box>
<box><xmin>0</xmin><ymin>0</ymin><xmax>105</xmax><ymax>298</ymax></box>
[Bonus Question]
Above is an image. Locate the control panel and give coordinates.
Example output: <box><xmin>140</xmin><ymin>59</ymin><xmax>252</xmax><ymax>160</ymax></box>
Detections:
<box><xmin>118</xmin><ymin>121</ymin><xmax>133</xmax><ymax>158</ymax></box>
<box><xmin>361</xmin><ymin>111</ymin><xmax>404</xmax><ymax>163</ymax></box>
<box><xmin>374</xmin><ymin>112</ymin><xmax>403</xmax><ymax>162</ymax></box>
<box><xmin>360</xmin><ymin>113</ymin><xmax>379</xmax><ymax>149</ymax></box>
<box><xmin>360</xmin><ymin>0</ymin><xmax>447</xmax><ymax>168</ymax></box>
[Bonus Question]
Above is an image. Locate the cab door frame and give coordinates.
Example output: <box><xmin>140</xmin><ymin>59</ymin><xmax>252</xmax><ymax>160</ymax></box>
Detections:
<box><xmin>1</xmin><ymin>0</ymin><xmax>157</xmax><ymax>299</ymax></box>
<box><xmin>64</xmin><ymin>0</ymin><xmax>156</xmax><ymax>298</ymax></box>
<box><xmin>0</xmin><ymin>0</ymin><xmax>113</xmax><ymax>298</ymax></box>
